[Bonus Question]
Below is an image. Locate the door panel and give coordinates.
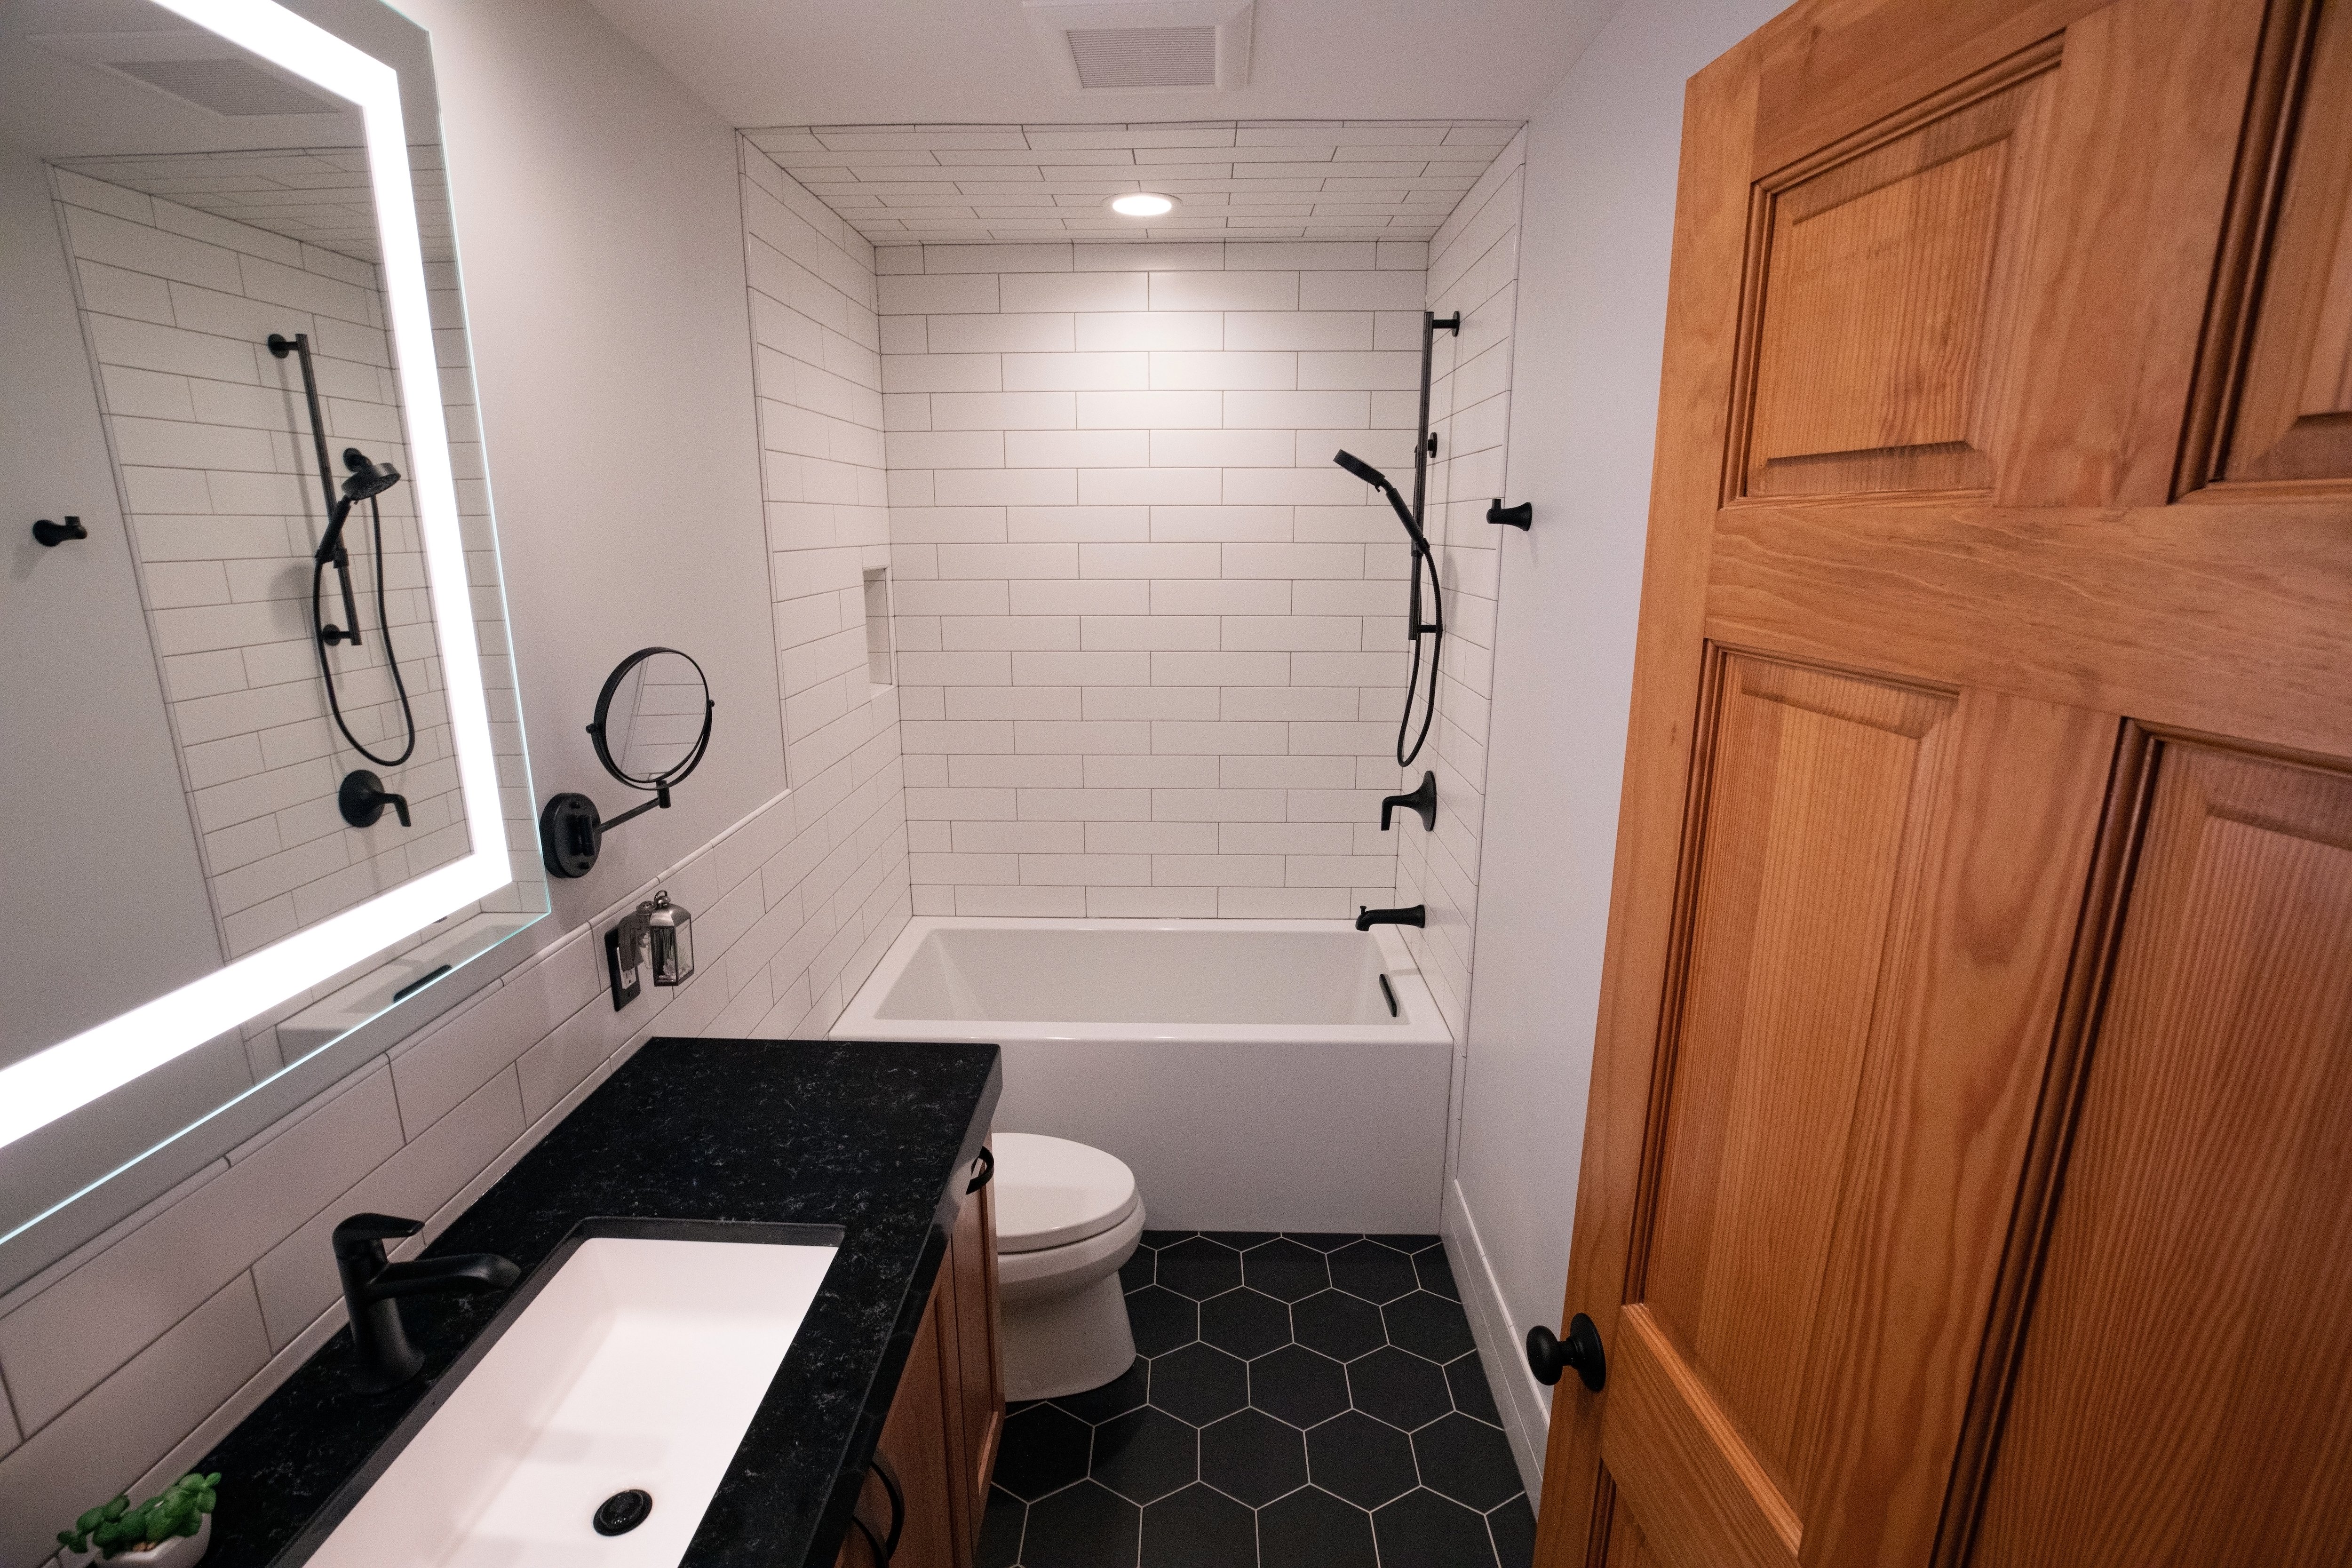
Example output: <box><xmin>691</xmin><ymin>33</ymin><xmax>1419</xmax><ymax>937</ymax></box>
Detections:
<box><xmin>1534</xmin><ymin>0</ymin><xmax>2352</xmax><ymax>1563</ymax></box>
<box><xmin>2223</xmin><ymin>0</ymin><xmax>2352</xmax><ymax>482</ymax></box>
<box><xmin>1965</xmin><ymin>743</ymin><xmax>2352</xmax><ymax>1566</ymax></box>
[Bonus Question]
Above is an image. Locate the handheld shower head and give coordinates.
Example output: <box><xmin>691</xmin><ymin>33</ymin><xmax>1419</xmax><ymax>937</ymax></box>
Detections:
<box><xmin>340</xmin><ymin>446</ymin><xmax>402</xmax><ymax>502</ymax></box>
<box><xmin>1333</xmin><ymin>448</ymin><xmax>1426</xmax><ymax>547</ymax></box>
<box><xmin>1334</xmin><ymin>449</ymin><xmax>1387</xmax><ymax>488</ymax></box>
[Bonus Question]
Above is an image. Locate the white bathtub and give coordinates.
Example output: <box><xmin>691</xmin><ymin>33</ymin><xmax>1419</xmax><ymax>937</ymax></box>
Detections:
<box><xmin>830</xmin><ymin>918</ymin><xmax>1454</xmax><ymax>1232</ymax></box>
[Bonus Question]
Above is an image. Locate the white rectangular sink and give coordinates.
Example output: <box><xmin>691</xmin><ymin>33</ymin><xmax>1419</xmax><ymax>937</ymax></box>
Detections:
<box><xmin>297</xmin><ymin>1221</ymin><xmax>839</xmax><ymax>1568</ymax></box>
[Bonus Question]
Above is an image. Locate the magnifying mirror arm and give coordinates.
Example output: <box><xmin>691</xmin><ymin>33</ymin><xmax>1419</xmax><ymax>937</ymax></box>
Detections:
<box><xmin>599</xmin><ymin>783</ymin><xmax>672</xmax><ymax>831</ymax></box>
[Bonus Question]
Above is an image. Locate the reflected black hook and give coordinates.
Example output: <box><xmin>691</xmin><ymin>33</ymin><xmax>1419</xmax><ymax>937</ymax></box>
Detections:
<box><xmin>1381</xmin><ymin>772</ymin><xmax>1437</xmax><ymax>833</ymax></box>
<box><xmin>1487</xmin><ymin>500</ymin><xmax>1533</xmax><ymax>531</ymax></box>
<box><xmin>32</xmin><ymin>516</ymin><xmax>87</xmax><ymax>547</ymax></box>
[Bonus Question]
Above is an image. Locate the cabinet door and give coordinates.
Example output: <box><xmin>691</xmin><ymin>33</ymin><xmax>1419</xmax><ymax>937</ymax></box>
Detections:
<box><xmin>841</xmin><ymin>1292</ymin><xmax>958</xmax><ymax>1568</ymax></box>
<box><xmin>942</xmin><ymin>1165</ymin><xmax>1006</xmax><ymax>1545</ymax></box>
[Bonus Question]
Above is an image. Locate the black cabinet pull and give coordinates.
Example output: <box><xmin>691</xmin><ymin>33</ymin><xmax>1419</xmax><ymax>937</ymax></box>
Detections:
<box><xmin>967</xmin><ymin>1146</ymin><xmax>994</xmax><ymax>1194</ymax></box>
<box><xmin>1526</xmin><ymin>1313</ymin><xmax>1607</xmax><ymax>1391</ymax></box>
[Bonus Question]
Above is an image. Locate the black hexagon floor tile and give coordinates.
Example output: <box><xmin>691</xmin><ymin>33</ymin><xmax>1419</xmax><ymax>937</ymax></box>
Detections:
<box><xmin>1141</xmin><ymin>1229</ymin><xmax>1195</xmax><ymax>1249</ymax></box>
<box><xmin>1305</xmin><ymin>1410</ymin><xmax>1419</xmax><ymax>1509</ymax></box>
<box><xmin>1120</xmin><ymin>1245</ymin><xmax>1157</xmax><ymax>1292</ymax></box>
<box><xmin>1092</xmin><ymin>1406</ymin><xmax>1197</xmax><ymax>1504</ymax></box>
<box><xmin>1157</xmin><ymin>1235</ymin><xmax>1245</xmax><ymax>1298</ymax></box>
<box><xmin>1348</xmin><ymin>1345</ymin><xmax>1452</xmax><ymax>1431</ymax></box>
<box><xmin>978</xmin><ymin>1486</ymin><xmax>1025</xmax><ymax>1568</ymax></box>
<box><xmin>1022</xmin><ymin>1480</ymin><xmax>1140</xmax><ymax>1568</ymax></box>
<box><xmin>1204</xmin><ymin>1230</ymin><xmax>1279</xmax><ymax>1249</ymax></box>
<box><xmin>1414</xmin><ymin>1413</ymin><xmax>1523</xmax><ymax>1510</ymax></box>
<box><xmin>1141</xmin><ymin>1483</ymin><xmax>1256</xmax><ymax>1568</ymax></box>
<box><xmin>1489</xmin><ymin>1492</ymin><xmax>1537</xmax><ymax>1568</ymax></box>
<box><xmin>1257</xmin><ymin>1486</ymin><xmax>1377</xmax><ymax>1568</ymax></box>
<box><xmin>997</xmin><ymin>1403</ymin><xmax>1093</xmax><ymax>1500</ymax></box>
<box><xmin>1414</xmin><ymin>1243</ymin><xmax>1460</xmax><ymax>1300</ymax></box>
<box><xmin>1281</xmin><ymin>1232</ymin><xmax>1358</xmax><ymax>1252</ymax></box>
<box><xmin>1241</xmin><ymin>1237</ymin><xmax>1330</xmax><ymax>1301</ymax></box>
<box><xmin>1446</xmin><ymin>1352</ymin><xmax>1501</xmax><ymax>1424</ymax></box>
<box><xmin>1370</xmin><ymin>1233</ymin><xmax>1439</xmax><ymax>1251</ymax></box>
<box><xmin>1150</xmin><ymin>1341</ymin><xmax>1249</xmax><ymax>1426</ymax></box>
<box><xmin>1201</xmin><ymin>1287</ymin><xmax>1293</xmax><ymax>1359</ymax></box>
<box><xmin>1373</xmin><ymin>1487</ymin><xmax>1496</xmax><ymax>1568</ymax></box>
<box><xmin>1126</xmin><ymin>1285</ymin><xmax>1199</xmax><ymax>1356</ymax></box>
<box><xmin>1384</xmin><ymin>1289</ymin><xmax>1476</xmax><ymax>1361</ymax></box>
<box><xmin>1054</xmin><ymin>1357</ymin><xmax>1149</xmax><ymax>1424</ymax></box>
<box><xmin>1199</xmin><ymin>1408</ymin><xmax>1306</xmax><ymax>1506</ymax></box>
<box><xmin>1248</xmin><ymin>1344</ymin><xmax>1350</xmax><ymax>1430</ymax></box>
<box><xmin>1327</xmin><ymin>1240</ymin><xmax>1420</xmax><ymax>1304</ymax></box>
<box><xmin>1291</xmin><ymin>1289</ymin><xmax>1386</xmax><ymax>1361</ymax></box>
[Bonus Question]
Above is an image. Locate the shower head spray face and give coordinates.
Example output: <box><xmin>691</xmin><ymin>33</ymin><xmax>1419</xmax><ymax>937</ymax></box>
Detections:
<box><xmin>340</xmin><ymin>446</ymin><xmax>402</xmax><ymax>501</ymax></box>
<box><xmin>1333</xmin><ymin>449</ymin><xmax>1388</xmax><ymax>488</ymax></box>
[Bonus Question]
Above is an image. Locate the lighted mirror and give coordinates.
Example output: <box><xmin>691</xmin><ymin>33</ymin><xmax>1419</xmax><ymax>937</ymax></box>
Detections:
<box><xmin>0</xmin><ymin>0</ymin><xmax>545</xmax><ymax>1288</ymax></box>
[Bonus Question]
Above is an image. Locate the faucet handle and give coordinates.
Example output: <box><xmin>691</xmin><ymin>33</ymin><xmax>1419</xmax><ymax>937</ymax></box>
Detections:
<box><xmin>333</xmin><ymin>1212</ymin><xmax>423</xmax><ymax>1259</ymax></box>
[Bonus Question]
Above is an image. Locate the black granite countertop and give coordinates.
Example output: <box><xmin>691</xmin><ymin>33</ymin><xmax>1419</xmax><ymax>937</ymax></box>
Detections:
<box><xmin>196</xmin><ymin>1036</ymin><xmax>1000</xmax><ymax>1568</ymax></box>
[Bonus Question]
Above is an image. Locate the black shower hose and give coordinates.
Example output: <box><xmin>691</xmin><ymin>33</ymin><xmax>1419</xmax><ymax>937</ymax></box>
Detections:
<box><xmin>311</xmin><ymin>492</ymin><xmax>419</xmax><ymax>770</ymax></box>
<box><xmin>1397</xmin><ymin>533</ymin><xmax>1442</xmax><ymax>768</ymax></box>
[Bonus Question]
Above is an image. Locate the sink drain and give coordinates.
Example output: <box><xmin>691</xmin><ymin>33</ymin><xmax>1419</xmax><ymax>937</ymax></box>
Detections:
<box><xmin>594</xmin><ymin>1489</ymin><xmax>653</xmax><ymax>1536</ymax></box>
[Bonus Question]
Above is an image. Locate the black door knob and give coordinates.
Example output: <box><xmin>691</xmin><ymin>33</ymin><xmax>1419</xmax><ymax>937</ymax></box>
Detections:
<box><xmin>1526</xmin><ymin>1313</ymin><xmax>1606</xmax><ymax>1391</ymax></box>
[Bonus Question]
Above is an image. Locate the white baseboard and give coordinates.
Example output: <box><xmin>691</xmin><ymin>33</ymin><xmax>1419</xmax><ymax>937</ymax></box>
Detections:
<box><xmin>1442</xmin><ymin>1177</ymin><xmax>1552</xmax><ymax>1502</ymax></box>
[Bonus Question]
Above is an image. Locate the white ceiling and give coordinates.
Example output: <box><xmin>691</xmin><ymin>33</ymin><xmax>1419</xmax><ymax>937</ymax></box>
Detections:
<box><xmin>745</xmin><ymin>121</ymin><xmax>1521</xmax><ymax>244</ymax></box>
<box><xmin>583</xmin><ymin>0</ymin><xmax>1613</xmax><ymax>128</ymax></box>
<box><xmin>52</xmin><ymin>145</ymin><xmax>453</xmax><ymax>263</ymax></box>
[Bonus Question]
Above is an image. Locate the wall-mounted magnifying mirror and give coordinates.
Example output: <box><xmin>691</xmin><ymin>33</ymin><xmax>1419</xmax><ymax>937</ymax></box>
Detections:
<box><xmin>540</xmin><ymin>647</ymin><xmax>713</xmax><ymax>878</ymax></box>
<box><xmin>0</xmin><ymin>0</ymin><xmax>547</xmax><ymax>1292</ymax></box>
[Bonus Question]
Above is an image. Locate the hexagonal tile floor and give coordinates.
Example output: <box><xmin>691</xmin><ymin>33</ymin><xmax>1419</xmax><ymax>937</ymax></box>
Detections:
<box><xmin>978</xmin><ymin>1232</ymin><xmax>1534</xmax><ymax>1568</ymax></box>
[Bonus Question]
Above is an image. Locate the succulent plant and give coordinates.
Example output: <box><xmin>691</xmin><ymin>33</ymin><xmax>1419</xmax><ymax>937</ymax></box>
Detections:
<box><xmin>56</xmin><ymin>1473</ymin><xmax>219</xmax><ymax>1559</ymax></box>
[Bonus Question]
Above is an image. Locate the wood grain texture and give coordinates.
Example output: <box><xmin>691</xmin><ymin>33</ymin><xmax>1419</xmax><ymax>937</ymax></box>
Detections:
<box><xmin>840</xmin><ymin>1291</ymin><xmax>958</xmax><ymax>1568</ymax></box>
<box><xmin>1968</xmin><ymin>743</ymin><xmax>2352</xmax><ymax>1566</ymax></box>
<box><xmin>1530</xmin><ymin>34</ymin><xmax>1768</xmax><ymax>1568</ymax></box>
<box><xmin>1598</xmin><ymin>1305</ymin><xmax>1801</xmax><ymax>1568</ymax></box>
<box><xmin>2226</xmin><ymin>0</ymin><xmax>2352</xmax><ymax>481</ymax></box>
<box><xmin>1707</xmin><ymin>499</ymin><xmax>2352</xmax><ymax>760</ymax></box>
<box><xmin>942</xmin><ymin>1177</ymin><xmax>1005</xmax><ymax>1554</ymax></box>
<box><xmin>1599</xmin><ymin>1491</ymin><xmax>1664</xmax><ymax>1568</ymax></box>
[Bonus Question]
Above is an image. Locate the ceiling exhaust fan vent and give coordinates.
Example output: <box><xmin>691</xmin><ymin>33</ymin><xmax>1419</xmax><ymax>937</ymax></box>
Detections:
<box><xmin>107</xmin><ymin>57</ymin><xmax>343</xmax><ymax>117</ymax></box>
<box><xmin>1024</xmin><ymin>0</ymin><xmax>1252</xmax><ymax>93</ymax></box>
<box><xmin>1066</xmin><ymin>25</ymin><xmax>1217</xmax><ymax>89</ymax></box>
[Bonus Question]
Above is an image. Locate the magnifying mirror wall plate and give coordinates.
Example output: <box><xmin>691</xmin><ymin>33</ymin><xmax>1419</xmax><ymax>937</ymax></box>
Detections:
<box><xmin>540</xmin><ymin>647</ymin><xmax>715</xmax><ymax>879</ymax></box>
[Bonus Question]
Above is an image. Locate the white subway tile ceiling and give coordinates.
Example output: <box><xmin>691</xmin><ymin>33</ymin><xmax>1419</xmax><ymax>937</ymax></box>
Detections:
<box><xmin>50</xmin><ymin>144</ymin><xmax>455</xmax><ymax>265</ymax></box>
<box><xmin>741</xmin><ymin>122</ymin><xmax>1522</xmax><ymax>243</ymax></box>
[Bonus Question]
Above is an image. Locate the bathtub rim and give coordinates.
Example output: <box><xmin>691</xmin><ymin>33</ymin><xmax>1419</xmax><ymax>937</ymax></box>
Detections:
<box><xmin>829</xmin><ymin>916</ymin><xmax>1452</xmax><ymax>1047</ymax></box>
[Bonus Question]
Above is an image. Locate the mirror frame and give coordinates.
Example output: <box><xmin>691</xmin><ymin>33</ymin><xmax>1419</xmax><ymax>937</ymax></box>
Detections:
<box><xmin>0</xmin><ymin>0</ymin><xmax>519</xmax><ymax>1153</ymax></box>
<box><xmin>590</xmin><ymin>646</ymin><xmax>715</xmax><ymax>790</ymax></box>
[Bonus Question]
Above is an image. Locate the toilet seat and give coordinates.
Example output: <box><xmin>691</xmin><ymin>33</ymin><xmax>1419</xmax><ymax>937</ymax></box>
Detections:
<box><xmin>991</xmin><ymin>1132</ymin><xmax>1139</xmax><ymax>1253</ymax></box>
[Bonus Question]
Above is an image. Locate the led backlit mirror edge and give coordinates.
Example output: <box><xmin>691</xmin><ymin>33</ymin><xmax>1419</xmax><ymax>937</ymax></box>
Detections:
<box><xmin>0</xmin><ymin>0</ymin><xmax>533</xmax><ymax>1170</ymax></box>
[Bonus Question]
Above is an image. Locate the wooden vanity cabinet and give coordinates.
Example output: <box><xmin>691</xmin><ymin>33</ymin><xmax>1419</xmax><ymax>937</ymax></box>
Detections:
<box><xmin>838</xmin><ymin>1160</ymin><xmax>1004</xmax><ymax>1567</ymax></box>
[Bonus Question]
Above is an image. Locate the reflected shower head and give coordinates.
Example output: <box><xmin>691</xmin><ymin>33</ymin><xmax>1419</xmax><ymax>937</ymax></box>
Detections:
<box><xmin>340</xmin><ymin>446</ymin><xmax>402</xmax><ymax>502</ymax></box>
<box><xmin>1333</xmin><ymin>449</ymin><xmax>1387</xmax><ymax>488</ymax></box>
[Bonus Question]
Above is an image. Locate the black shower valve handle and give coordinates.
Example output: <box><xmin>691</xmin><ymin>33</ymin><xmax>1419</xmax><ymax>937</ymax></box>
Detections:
<box><xmin>1488</xmin><ymin>500</ymin><xmax>1534</xmax><ymax>530</ymax></box>
<box><xmin>1381</xmin><ymin>772</ymin><xmax>1438</xmax><ymax>833</ymax></box>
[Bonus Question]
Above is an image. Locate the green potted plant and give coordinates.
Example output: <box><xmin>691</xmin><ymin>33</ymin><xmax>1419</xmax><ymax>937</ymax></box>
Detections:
<box><xmin>56</xmin><ymin>1473</ymin><xmax>219</xmax><ymax>1567</ymax></box>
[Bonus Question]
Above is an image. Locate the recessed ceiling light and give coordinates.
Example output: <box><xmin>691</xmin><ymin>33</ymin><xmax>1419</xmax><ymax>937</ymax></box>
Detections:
<box><xmin>1109</xmin><ymin>192</ymin><xmax>1175</xmax><ymax>217</ymax></box>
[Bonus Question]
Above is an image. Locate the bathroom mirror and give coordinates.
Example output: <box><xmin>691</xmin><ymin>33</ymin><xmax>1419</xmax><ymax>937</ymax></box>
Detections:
<box><xmin>0</xmin><ymin>0</ymin><xmax>547</xmax><ymax>1288</ymax></box>
<box><xmin>540</xmin><ymin>647</ymin><xmax>712</xmax><ymax>879</ymax></box>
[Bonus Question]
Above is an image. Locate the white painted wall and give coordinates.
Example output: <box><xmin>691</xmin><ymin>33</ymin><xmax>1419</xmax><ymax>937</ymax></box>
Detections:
<box><xmin>1441</xmin><ymin>0</ymin><xmax>1790</xmax><ymax>1493</ymax></box>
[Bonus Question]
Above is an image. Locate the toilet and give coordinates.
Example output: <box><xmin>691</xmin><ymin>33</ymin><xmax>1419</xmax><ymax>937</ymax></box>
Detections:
<box><xmin>990</xmin><ymin>1132</ymin><xmax>1146</xmax><ymax>1401</ymax></box>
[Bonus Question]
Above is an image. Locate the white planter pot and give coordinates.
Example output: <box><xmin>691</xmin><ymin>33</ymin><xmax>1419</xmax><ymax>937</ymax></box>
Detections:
<box><xmin>57</xmin><ymin>1511</ymin><xmax>209</xmax><ymax>1568</ymax></box>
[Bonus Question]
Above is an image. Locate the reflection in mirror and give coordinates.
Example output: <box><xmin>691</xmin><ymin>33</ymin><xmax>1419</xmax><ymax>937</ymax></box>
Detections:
<box><xmin>0</xmin><ymin>0</ymin><xmax>546</xmax><ymax>1288</ymax></box>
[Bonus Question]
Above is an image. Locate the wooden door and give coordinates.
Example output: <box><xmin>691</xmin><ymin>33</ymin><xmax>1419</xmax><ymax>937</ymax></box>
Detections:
<box><xmin>1534</xmin><ymin>1</ymin><xmax>2352</xmax><ymax>1565</ymax></box>
<box><xmin>939</xmin><ymin>1162</ymin><xmax>1005</xmax><ymax>1550</ymax></box>
<box><xmin>842</xmin><ymin>1290</ymin><xmax>959</xmax><ymax>1568</ymax></box>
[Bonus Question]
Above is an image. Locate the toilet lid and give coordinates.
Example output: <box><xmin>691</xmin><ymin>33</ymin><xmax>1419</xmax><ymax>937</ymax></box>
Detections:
<box><xmin>990</xmin><ymin>1133</ymin><xmax>1140</xmax><ymax>1253</ymax></box>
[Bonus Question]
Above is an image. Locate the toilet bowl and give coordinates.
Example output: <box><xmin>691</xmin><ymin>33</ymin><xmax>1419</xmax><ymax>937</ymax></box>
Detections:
<box><xmin>990</xmin><ymin>1132</ymin><xmax>1145</xmax><ymax>1401</ymax></box>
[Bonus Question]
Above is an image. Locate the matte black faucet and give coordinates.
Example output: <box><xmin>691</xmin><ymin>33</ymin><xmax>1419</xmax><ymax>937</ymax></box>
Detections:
<box><xmin>1381</xmin><ymin>772</ymin><xmax>1437</xmax><ymax>832</ymax></box>
<box><xmin>333</xmin><ymin>1213</ymin><xmax>520</xmax><ymax>1391</ymax></box>
<box><xmin>1356</xmin><ymin>904</ymin><xmax>1427</xmax><ymax>931</ymax></box>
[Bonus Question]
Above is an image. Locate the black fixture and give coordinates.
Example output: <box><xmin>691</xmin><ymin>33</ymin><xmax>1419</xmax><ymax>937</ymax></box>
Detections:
<box><xmin>337</xmin><ymin>769</ymin><xmax>410</xmax><ymax>828</ymax></box>
<box><xmin>847</xmin><ymin>1454</ymin><xmax>906</xmax><ymax>1564</ymax></box>
<box><xmin>1381</xmin><ymin>770</ymin><xmax>1437</xmax><ymax>832</ymax></box>
<box><xmin>331</xmin><ymin>1213</ymin><xmax>519</xmax><ymax>1392</ymax></box>
<box><xmin>967</xmin><ymin>1146</ymin><xmax>995</xmax><ymax>1194</ymax></box>
<box><xmin>1487</xmin><ymin>500</ymin><xmax>1534</xmax><ymax>530</ymax></box>
<box><xmin>592</xmin><ymin>1489</ymin><xmax>653</xmax><ymax>1537</ymax></box>
<box><xmin>269</xmin><ymin>332</ymin><xmax>419</xmax><ymax>777</ymax></box>
<box><xmin>541</xmin><ymin>647</ymin><xmax>714</xmax><ymax>878</ymax></box>
<box><xmin>32</xmin><ymin>515</ymin><xmax>87</xmax><ymax>547</ymax></box>
<box><xmin>1377</xmin><ymin>972</ymin><xmax>1399</xmax><ymax>1016</ymax></box>
<box><xmin>1356</xmin><ymin>904</ymin><xmax>1426</xmax><ymax>931</ymax></box>
<box><xmin>1526</xmin><ymin>1313</ymin><xmax>1607</xmax><ymax>1392</ymax></box>
<box><xmin>1332</xmin><ymin>308</ymin><xmax>1457</xmax><ymax>769</ymax></box>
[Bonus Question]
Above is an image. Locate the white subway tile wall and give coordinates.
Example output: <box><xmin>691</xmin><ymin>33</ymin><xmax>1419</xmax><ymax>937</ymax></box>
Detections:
<box><xmin>878</xmin><ymin>238</ymin><xmax>1435</xmax><ymax>918</ymax></box>
<box><xmin>1394</xmin><ymin>132</ymin><xmax>1525</xmax><ymax>1038</ymax></box>
<box><xmin>54</xmin><ymin>169</ymin><xmax>471</xmax><ymax>968</ymax></box>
